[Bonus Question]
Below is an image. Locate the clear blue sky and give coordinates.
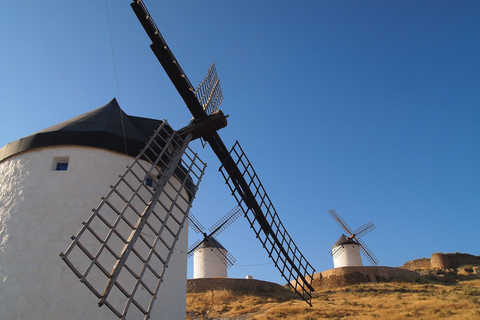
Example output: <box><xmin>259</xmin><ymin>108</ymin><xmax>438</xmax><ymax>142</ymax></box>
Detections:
<box><xmin>1</xmin><ymin>1</ymin><xmax>479</xmax><ymax>284</ymax></box>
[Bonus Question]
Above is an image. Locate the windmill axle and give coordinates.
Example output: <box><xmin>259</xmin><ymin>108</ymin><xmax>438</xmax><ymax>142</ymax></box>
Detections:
<box><xmin>178</xmin><ymin>110</ymin><xmax>228</xmax><ymax>141</ymax></box>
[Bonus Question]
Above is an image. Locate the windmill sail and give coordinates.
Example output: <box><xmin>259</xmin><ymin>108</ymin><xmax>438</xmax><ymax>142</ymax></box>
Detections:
<box><xmin>131</xmin><ymin>0</ymin><xmax>315</xmax><ymax>305</ymax></box>
<box><xmin>208</xmin><ymin>206</ymin><xmax>242</xmax><ymax>238</ymax></box>
<box><xmin>356</xmin><ymin>237</ymin><xmax>379</xmax><ymax>265</ymax></box>
<box><xmin>328</xmin><ymin>209</ymin><xmax>354</xmax><ymax>235</ymax></box>
<box><xmin>220</xmin><ymin>142</ymin><xmax>316</xmax><ymax>304</ymax></box>
<box><xmin>60</xmin><ymin>122</ymin><xmax>206</xmax><ymax>319</ymax></box>
<box><xmin>194</xmin><ymin>62</ymin><xmax>223</xmax><ymax>115</ymax></box>
<box><xmin>354</xmin><ymin>221</ymin><xmax>376</xmax><ymax>238</ymax></box>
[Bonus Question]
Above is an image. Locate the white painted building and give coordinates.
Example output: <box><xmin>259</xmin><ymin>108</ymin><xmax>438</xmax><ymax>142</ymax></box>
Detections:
<box><xmin>0</xmin><ymin>99</ymin><xmax>190</xmax><ymax>319</ymax></box>
<box><xmin>193</xmin><ymin>237</ymin><xmax>228</xmax><ymax>278</ymax></box>
<box><xmin>331</xmin><ymin>234</ymin><xmax>363</xmax><ymax>268</ymax></box>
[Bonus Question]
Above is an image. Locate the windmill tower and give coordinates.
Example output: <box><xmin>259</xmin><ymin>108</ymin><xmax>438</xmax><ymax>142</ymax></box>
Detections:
<box><xmin>188</xmin><ymin>207</ymin><xmax>242</xmax><ymax>278</ymax></box>
<box><xmin>328</xmin><ymin>209</ymin><xmax>379</xmax><ymax>268</ymax></box>
<box><xmin>0</xmin><ymin>98</ymin><xmax>201</xmax><ymax>319</ymax></box>
<box><xmin>331</xmin><ymin>234</ymin><xmax>363</xmax><ymax>268</ymax></box>
<box><xmin>1</xmin><ymin>1</ymin><xmax>316</xmax><ymax>319</ymax></box>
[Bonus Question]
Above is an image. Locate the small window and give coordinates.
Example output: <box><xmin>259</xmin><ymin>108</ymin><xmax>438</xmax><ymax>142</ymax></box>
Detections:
<box><xmin>145</xmin><ymin>174</ymin><xmax>159</xmax><ymax>188</ymax></box>
<box><xmin>146</xmin><ymin>177</ymin><xmax>153</xmax><ymax>187</ymax></box>
<box><xmin>56</xmin><ymin>162</ymin><xmax>69</xmax><ymax>171</ymax></box>
<box><xmin>52</xmin><ymin>156</ymin><xmax>70</xmax><ymax>171</ymax></box>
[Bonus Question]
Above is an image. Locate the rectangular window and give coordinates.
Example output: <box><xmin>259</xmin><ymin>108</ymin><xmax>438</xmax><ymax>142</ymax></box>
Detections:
<box><xmin>56</xmin><ymin>162</ymin><xmax>69</xmax><ymax>171</ymax></box>
<box><xmin>146</xmin><ymin>177</ymin><xmax>153</xmax><ymax>187</ymax></box>
<box><xmin>52</xmin><ymin>157</ymin><xmax>70</xmax><ymax>171</ymax></box>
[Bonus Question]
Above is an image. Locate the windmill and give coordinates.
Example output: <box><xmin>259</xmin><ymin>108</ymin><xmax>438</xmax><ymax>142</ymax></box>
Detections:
<box><xmin>59</xmin><ymin>1</ymin><xmax>315</xmax><ymax>319</ymax></box>
<box><xmin>328</xmin><ymin>209</ymin><xmax>379</xmax><ymax>268</ymax></box>
<box><xmin>188</xmin><ymin>206</ymin><xmax>242</xmax><ymax>278</ymax></box>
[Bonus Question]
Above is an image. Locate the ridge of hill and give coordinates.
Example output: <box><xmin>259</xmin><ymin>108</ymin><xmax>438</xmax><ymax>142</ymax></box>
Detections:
<box><xmin>187</xmin><ymin>273</ymin><xmax>480</xmax><ymax>319</ymax></box>
<box><xmin>186</xmin><ymin>253</ymin><xmax>480</xmax><ymax>319</ymax></box>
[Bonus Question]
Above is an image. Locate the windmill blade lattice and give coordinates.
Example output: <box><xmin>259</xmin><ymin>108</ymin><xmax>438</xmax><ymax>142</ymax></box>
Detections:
<box><xmin>131</xmin><ymin>0</ymin><xmax>315</xmax><ymax>306</ymax></box>
<box><xmin>194</xmin><ymin>62</ymin><xmax>223</xmax><ymax>115</ymax></box>
<box><xmin>354</xmin><ymin>221</ymin><xmax>376</xmax><ymax>239</ymax></box>
<box><xmin>187</xmin><ymin>239</ymin><xmax>203</xmax><ymax>258</ymax></box>
<box><xmin>214</xmin><ymin>246</ymin><xmax>237</xmax><ymax>268</ymax></box>
<box><xmin>188</xmin><ymin>211</ymin><xmax>206</xmax><ymax>234</ymax></box>
<box><xmin>328</xmin><ymin>209</ymin><xmax>354</xmax><ymax>236</ymax></box>
<box><xmin>60</xmin><ymin>122</ymin><xmax>206</xmax><ymax>320</ymax></box>
<box><xmin>208</xmin><ymin>206</ymin><xmax>242</xmax><ymax>238</ymax></box>
<box><xmin>329</xmin><ymin>244</ymin><xmax>345</xmax><ymax>259</ymax></box>
<box><xmin>356</xmin><ymin>237</ymin><xmax>380</xmax><ymax>266</ymax></box>
<box><xmin>220</xmin><ymin>142</ymin><xmax>316</xmax><ymax>304</ymax></box>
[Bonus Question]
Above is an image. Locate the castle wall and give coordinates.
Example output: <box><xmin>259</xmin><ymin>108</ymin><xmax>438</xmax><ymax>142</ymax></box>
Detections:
<box><xmin>402</xmin><ymin>253</ymin><xmax>480</xmax><ymax>271</ymax></box>
<box><xmin>431</xmin><ymin>253</ymin><xmax>480</xmax><ymax>269</ymax></box>
<box><xmin>0</xmin><ymin>146</ymin><xmax>189</xmax><ymax>320</ymax></box>
<box><xmin>310</xmin><ymin>266</ymin><xmax>424</xmax><ymax>289</ymax></box>
<box><xmin>401</xmin><ymin>258</ymin><xmax>431</xmax><ymax>270</ymax></box>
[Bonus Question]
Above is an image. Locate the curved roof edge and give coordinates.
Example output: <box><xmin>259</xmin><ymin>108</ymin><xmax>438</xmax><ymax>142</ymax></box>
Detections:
<box><xmin>332</xmin><ymin>234</ymin><xmax>359</xmax><ymax>249</ymax></box>
<box><xmin>0</xmin><ymin>98</ymin><xmax>163</xmax><ymax>162</ymax></box>
<box><xmin>198</xmin><ymin>237</ymin><xmax>226</xmax><ymax>251</ymax></box>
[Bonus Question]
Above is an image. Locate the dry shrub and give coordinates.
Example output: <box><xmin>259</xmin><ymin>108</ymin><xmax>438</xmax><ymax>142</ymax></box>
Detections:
<box><xmin>186</xmin><ymin>289</ymin><xmax>238</xmax><ymax>315</ymax></box>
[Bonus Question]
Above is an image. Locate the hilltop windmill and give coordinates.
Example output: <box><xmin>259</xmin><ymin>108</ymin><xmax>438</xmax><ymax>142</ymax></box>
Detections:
<box><xmin>188</xmin><ymin>206</ymin><xmax>242</xmax><ymax>278</ymax></box>
<box><xmin>58</xmin><ymin>1</ymin><xmax>315</xmax><ymax>319</ymax></box>
<box><xmin>328</xmin><ymin>209</ymin><xmax>379</xmax><ymax>268</ymax></box>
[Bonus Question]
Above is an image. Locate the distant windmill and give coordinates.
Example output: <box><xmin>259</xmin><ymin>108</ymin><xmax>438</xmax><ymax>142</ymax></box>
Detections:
<box><xmin>328</xmin><ymin>209</ymin><xmax>379</xmax><ymax>268</ymax></box>
<box><xmin>188</xmin><ymin>206</ymin><xmax>242</xmax><ymax>278</ymax></box>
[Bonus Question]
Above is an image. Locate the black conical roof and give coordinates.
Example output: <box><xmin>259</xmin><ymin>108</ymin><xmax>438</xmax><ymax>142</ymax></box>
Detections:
<box><xmin>0</xmin><ymin>98</ymin><xmax>163</xmax><ymax>161</ymax></box>
<box><xmin>198</xmin><ymin>237</ymin><xmax>226</xmax><ymax>251</ymax></box>
<box><xmin>332</xmin><ymin>234</ymin><xmax>359</xmax><ymax>249</ymax></box>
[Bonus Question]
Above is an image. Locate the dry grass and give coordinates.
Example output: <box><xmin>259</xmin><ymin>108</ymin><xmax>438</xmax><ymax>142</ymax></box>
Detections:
<box><xmin>186</xmin><ymin>285</ymin><xmax>298</xmax><ymax>319</ymax></box>
<box><xmin>186</xmin><ymin>273</ymin><xmax>480</xmax><ymax>319</ymax></box>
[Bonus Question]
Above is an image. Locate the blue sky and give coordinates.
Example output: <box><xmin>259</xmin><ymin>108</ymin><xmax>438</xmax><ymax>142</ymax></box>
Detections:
<box><xmin>1</xmin><ymin>1</ymin><xmax>479</xmax><ymax>284</ymax></box>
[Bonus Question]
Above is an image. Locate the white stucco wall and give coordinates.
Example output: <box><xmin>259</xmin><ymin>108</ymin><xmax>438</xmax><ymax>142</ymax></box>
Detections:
<box><xmin>0</xmin><ymin>146</ymin><xmax>189</xmax><ymax>320</ymax></box>
<box><xmin>193</xmin><ymin>247</ymin><xmax>228</xmax><ymax>278</ymax></box>
<box><xmin>332</xmin><ymin>244</ymin><xmax>363</xmax><ymax>268</ymax></box>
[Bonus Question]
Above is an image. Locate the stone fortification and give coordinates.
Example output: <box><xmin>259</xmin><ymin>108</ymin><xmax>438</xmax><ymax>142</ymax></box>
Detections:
<box><xmin>402</xmin><ymin>253</ymin><xmax>480</xmax><ymax>271</ymax></box>
<box><xmin>430</xmin><ymin>253</ymin><xmax>480</xmax><ymax>269</ymax></box>
<box><xmin>402</xmin><ymin>258</ymin><xmax>431</xmax><ymax>270</ymax></box>
<box><xmin>310</xmin><ymin>266</ymin><xmax>424</xmax><ymax>290</ymax></box>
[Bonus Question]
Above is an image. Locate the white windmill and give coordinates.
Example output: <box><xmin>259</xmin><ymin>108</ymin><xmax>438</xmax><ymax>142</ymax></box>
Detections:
<box><xmin>328</xmin><ymin>209</ymin><xmax>379</xmax><ymax>268</ymax></box>
<box><xmin>0</xmin><ymin>98</ymin><xmax>203</xmax><ymax>319</ymax></box>
<box><xmin>188</xmin><ymin>207</ymin><xmax>242</xmax><ymax>278</ymax></box>
<box><xmin>0</xmin><ymin>2</ymin><xmax>317</xmax><ymax>319</ymax></box>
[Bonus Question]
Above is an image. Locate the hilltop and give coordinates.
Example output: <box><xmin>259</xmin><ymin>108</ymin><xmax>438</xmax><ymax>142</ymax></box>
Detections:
<box><xmin>186</xmin><ymin>253</ymin><xmax>480</xmax><ymax>319</ymax></box>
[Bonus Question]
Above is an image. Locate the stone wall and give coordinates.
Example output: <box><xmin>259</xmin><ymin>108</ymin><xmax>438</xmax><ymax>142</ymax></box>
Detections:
<box><xmin>402</xmin><ymin>253</ymin><xmax>480</xmax><ymax>271</ymax></box>
<box><xmin>311</xmin><ymin>266</ymin><xmax>424</xmax><ymax>289</ymax></box>
<box><xmin>187</xmin><ymin>278</ymin><xmax>293</xmax><ymax>294</ymax></box>
<box><xmin>401</xmin><ymin>258</ymin><xmax>431</xmax><ymax>270</ymax></box>
<box><xmin>431</xmin><ymin>253</ymin><xmax>480</xmax><ymax>269</ymax></box>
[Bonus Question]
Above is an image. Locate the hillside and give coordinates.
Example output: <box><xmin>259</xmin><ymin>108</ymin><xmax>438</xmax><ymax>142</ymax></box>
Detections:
<box><xmin>186</xmin><ymin>265</ymin><xmax>480</xmax><ymax>319</ymax></box>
